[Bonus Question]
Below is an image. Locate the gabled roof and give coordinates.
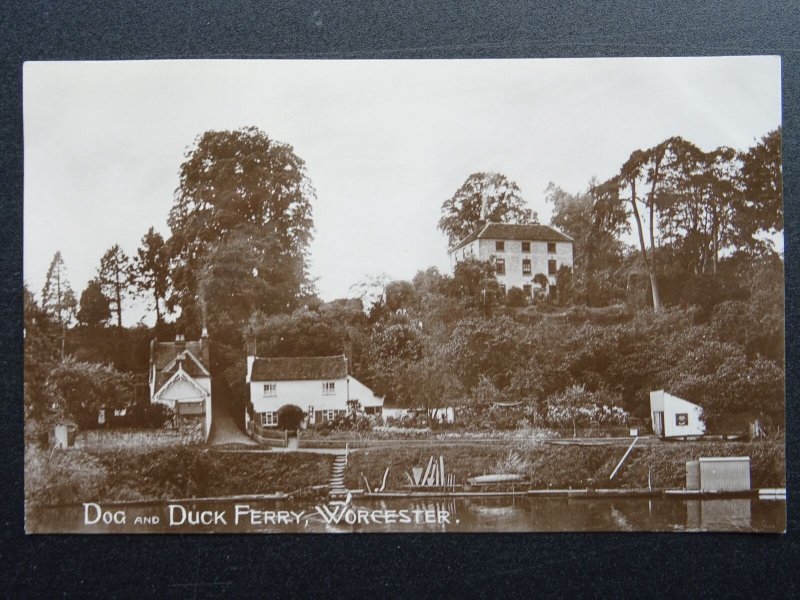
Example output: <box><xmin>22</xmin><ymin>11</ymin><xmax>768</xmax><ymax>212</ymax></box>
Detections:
<box><xmin>151</xmin><ymin>339</ymin><xmax>211</xmax><ymax>392</ymax></box>
<box><xmin>153</xmin><ymin>366</ymin><xmax>210</xmax><ymax>402</ymax></box>
<box><xmin>152</xmin><ymin>340</ymin><xmax>210</xmax><ymax>371</ymax></box>
<box><xmin>250</xmin><ymin>355</ymin><xmax>347</xmax><ymax>382</ymax></box>
<box><xmin>449</xmin><ymin>222</ymin><xmax>574</xmax><ymax>253</ymax></box>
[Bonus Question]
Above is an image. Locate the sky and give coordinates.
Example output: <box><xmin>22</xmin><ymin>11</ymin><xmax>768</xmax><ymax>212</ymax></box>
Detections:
<box><xmin>23</xmin><ymin>57</ymin><xmax>781</xmax><ymax>325</ymax></box>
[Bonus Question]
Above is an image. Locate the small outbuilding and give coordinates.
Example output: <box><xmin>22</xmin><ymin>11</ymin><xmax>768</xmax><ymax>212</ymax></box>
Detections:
<box><xmin>649</xmin><ymin>390</ymin><xmax>705</xmax><ymax>439</ymax></box>
<box><xmin>686</xmin><ymin>457</ymin><xmax>751</xmax><ymax>492</ymax></box>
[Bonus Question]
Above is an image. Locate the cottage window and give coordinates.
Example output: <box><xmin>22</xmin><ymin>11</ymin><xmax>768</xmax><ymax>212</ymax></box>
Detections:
<box><xmin>522</xmin><ymin>258</ymin><xmax>532</xmax><ymax>275</ymax></box>
<box><xmin>675</xmin><ymin>413</ymin><xmax>689</xmax><ymax>426</ymax></box>
<box><xmin>548</xmin><ymin>259</ymin><xmax>557</xmax><ymax>275</ymax></box>
<box><xmin>523</xmin><ymin>284</ymin><xmax>532</xmax><ymax>296</ymax></box>
<box><xmin>495</xmin><ymin>259</ymin><xmax>506</xmax><ymax>275</ymax></box>
<box><xmin>323</xmin><ymin>409</ymin><xmax>336</xmax><ymax>421</ymax></box>
<box><xmin>263</xmin><ymin>383</ymin><xmax>276</xmax><ymax>397</ymax></box>
<box><xmin>495</xmin><ymin>241</ymin><xmax>505</xmax><ymax>252</ymax></box>
<box><xmin>259</xmin><ymin>411</ymin><xmax>277</xmax><ymax>426</ymax></box>
<box><xmin>499</xmin><ymin>284</ymin><xmax>506</xmax><ymax>295</ymax></box>
<box><xmin>547</xmin><ymin>242</ymin><xmax>557</xmax><ymax>254</ymax></box>
<box><xmin>322</xmin><ymin>381</ymin><xmax>336</xmax><ymax>395</ymax></box>
<box><xmin>521</xmin><ymin>241</ymin><xmax>530</xmax><ymax>252</ymax></box>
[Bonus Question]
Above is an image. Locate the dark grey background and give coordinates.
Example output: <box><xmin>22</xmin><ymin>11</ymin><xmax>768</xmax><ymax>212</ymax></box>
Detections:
<box><xmin>1</xmin><ymin>1</ymin><xmax>797</xmax><ymax>597</ymax></box>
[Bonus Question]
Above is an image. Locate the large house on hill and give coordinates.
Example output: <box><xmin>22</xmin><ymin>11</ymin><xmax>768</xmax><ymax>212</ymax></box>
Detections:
<box><xmin>448</xmin><ymin>221</ymin><xmax>574</xmax><ymax>298</ymax></box>
<box><xmin>245</xmin><ymin>355</ymin><xmax>383</xmax><ymax>430</ymax></box>
<box><xmin>149</xmin><ymin>331</ymin><xmax>212</xmax><ymax>439</ymax></box>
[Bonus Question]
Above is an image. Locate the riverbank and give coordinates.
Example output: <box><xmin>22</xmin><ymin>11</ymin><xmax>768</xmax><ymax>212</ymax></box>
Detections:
<box><xmin>344</xmin><ymin>439</ymin><xmax>785</xmax><ymax>492</ymax></box>
<box><xmin>25</xmin><ymin>444</ymin><xmax>334</xmax><ymax>510</ymax></box>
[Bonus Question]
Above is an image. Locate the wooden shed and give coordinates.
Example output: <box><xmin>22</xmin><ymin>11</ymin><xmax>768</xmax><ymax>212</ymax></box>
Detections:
<box><xmin>686</xmin><ymin>457</ymin><xmax>751</xmax><ymax>492</ymax></box>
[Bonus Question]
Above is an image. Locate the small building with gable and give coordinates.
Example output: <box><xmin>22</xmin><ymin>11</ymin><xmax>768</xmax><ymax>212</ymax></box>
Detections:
<box><xmin>245</xmin><ymin>355</ymin><xmax>383</xmax><ymax>430</ymax></box>
<box><xmin>448</xmin><ymin>221</ymin><xmax>574</xmax><ymax>298</ymax></box>
<box><xmin>149</xmin><ymin>331</ymin><xmax>212</xmax><ymax>440</ymax></box>
<box><xmin>650</xmin><ymin>390</ymin><xmax>705</xmax><ymax>439</ymax></box>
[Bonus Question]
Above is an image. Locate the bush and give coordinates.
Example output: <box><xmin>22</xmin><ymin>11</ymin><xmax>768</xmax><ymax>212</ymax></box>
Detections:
<box><xmin>505</xmin><ymin>287</ymin><xmax>528</xmax><ymax>307</ymax></box>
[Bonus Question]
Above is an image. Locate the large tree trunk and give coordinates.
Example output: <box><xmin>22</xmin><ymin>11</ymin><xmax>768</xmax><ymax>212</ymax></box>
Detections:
<box><xmin>629</xmin><ymin>179</ymin><xmax>662</xmax><ymax>312</ymax></box>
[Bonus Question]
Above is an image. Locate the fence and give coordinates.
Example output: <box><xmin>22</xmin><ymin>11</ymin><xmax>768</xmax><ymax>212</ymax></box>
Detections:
<box><xmin>249</xmin><ymin>422</ymin><xmax>289</xmax><ymax>448</ymax></box>
<box><xmin>72</xmin><ymin>428</ymin><xmax>192</xmax><ymax>450</ymax></box>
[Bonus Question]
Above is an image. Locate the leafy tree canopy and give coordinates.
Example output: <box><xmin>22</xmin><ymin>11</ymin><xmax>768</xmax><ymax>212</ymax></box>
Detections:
<box><xmin>168</xmin><ymin>127</ymin><xmax>316</xmax><ymax>329</ymax></box>
<box><xmin>439</xmin><ymin>172</ymin><xmax>533</xmax><ymax>246</ymax></box>
<box><xmin>77</xmin><ymin>279</ymin><xmax>111</xmax><ymax>328</ymax></box>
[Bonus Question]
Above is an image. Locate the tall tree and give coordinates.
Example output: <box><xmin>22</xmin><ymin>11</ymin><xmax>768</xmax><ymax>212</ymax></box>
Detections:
<box><xmin>168</xmin><ymin>127</ymin><xmax>316</xmax><ymax>332</ymax></box>
<box><xmin>97</xmin><ymin>244</ymin><xmax>134</xmax><ymax>328</ymax></box>
<box><xmin>737</xmin><ymin>127</ymin><xmax>783</xmax><ymax>248</ymax></box>
<box><xmin>40</xmin><ymin>251</ymin><xmax>77</xmax><ymax>359</ymax></box>
<box><xmin>134</xmin><ymin>227</ymin><xmax>170</xmax><ymax>326</ymax></box>
<box><xmin>196</xmin><ymin>225</ymin><xmax>304</xmax><ymax>343</ymax></box>
<box><xmin>24</xmin><ymin>285</ymin><xmax>59</xmax><ymax>424</ymax></box>
<box><xmin>77</xmin><ymin>279</ymin><xmax>111</xmax><ymax>327</ymax></box>
<box><xmin>439</xmin><ymin>172</ymin><xmax>533</xmax><ymax>247</ymax></box>
<box><xmin>546</xmin><ymin>181</ymin><xmax>628</xmax><ymax>305</ymax></box>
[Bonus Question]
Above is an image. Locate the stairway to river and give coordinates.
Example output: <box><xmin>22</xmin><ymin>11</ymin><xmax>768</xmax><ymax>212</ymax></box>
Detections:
<box><xmin>328</xmin><ymin>454</ymin><xmax>348</xmax><ymax>497</ymax></box>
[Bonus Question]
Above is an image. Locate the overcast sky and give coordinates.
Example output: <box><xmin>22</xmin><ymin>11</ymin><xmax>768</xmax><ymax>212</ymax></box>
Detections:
<box><xmin>24</xmin><ymin>57</ymin><xmax>781</xmax><ymax>325</ymax></box>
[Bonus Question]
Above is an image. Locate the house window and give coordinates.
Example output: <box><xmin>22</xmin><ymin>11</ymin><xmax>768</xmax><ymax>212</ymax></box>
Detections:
<box><xmin>523</xmin><ymin>284</ymin><xmax>532</xmax><ymax>296</ymax></box>
<box><xmin>263</xmin><ymin>383</ymin><xmax>276</xmax><ymax>397</ymax></box>
<box><xmin>321</xmin><ymin>409</ymin><xmax>344</xmax><ymax>422</ymax></box>
<box><xmin>547</xmin><ymin>242</ymin><xmax>557</xmax><ymax>254</ymax></box>
<box><xmin>499</xmin><ymin>284</ymin><xmax>506</xmax><ymax>295</ymax></box>
<box><xmin>548</xmin><ymin>259</ymin><xmax>557</xmax><ymax>275</ymax></box>
<box><xmin>495</xmin><ymin>259</ymin><xmax>506</xmax><ymax>275</ymax></box>
<box><xmin>259</xmin><ymin>411</ymin><xmax>277</xmax><ymax>426</ymax></box>
<box><xmin>522</xmin><ymin>258</ymin><xmax>532</xmax><ymax>275</ymax></box>
<box><xmin>322</xmin><ymin>381</ymin><xmax>336</xmax><ymax>395</ymax></box>
<box><xmin>675</xmin><ymin>413</ymin><xmax>689</xmax><ymax>426</ymax></box>
<box><xmin>521</xmin><ymin>241</ymin><xmax>530</xmax><ymax>252</ymax></box>
<box><xmin>495</xmin><ymin>241</ymin><xmax>505</xmax><ymax>252</ymax></box>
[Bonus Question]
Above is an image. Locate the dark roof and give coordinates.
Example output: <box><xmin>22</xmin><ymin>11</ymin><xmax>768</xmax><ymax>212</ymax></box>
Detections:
<box><xmin>151</xmin><ymin>339</ymin><xmax>211</xmax><ymax>391</ymax></box>
<box><xmin>251</xmin><ymin>355</ymin><xmax>347</xmax><ymax>381</ymax></box>
<box><xmin>450</xmin><ymin>222</ymin><xmax>573</xmax><ymax>253</ymax></box>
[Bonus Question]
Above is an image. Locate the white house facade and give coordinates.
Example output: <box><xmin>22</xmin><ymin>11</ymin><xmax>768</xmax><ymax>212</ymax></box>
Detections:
<box><xmin>149</xmin><ymin>332</ymin><xmax>212</xmax><ymax>439</ymax></box>
<box><xmin>245</xmin><ymin>355</ymin><xmax>384</xmax><ymax>429</ymax></box>
<box><xmin>650</xmin><ymin>390</ymin><xmax>705</xmax><ymax>438</ymax></box>
<box><xmin>448</xmin><ymin>222</ymin><xmax>574</xmax><ymax>298</ymax></box>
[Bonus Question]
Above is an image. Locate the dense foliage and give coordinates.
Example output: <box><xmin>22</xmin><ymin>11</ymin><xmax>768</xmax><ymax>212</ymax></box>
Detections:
<box><xmin>25</xmin><ymin>127</ymin><xmax>784</xmax><ymax>440</ymax></box>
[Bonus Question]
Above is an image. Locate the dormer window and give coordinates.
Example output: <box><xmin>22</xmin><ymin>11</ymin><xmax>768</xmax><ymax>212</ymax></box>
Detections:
<box><xmin>495</xmin><ymin>241</ymin><xmax>505</xmax><ymax>252</ymax></box>
<box><xmin>323</xmin><ymin>381</ymin><xmax>336</xmax><ymax>395</ymax></box>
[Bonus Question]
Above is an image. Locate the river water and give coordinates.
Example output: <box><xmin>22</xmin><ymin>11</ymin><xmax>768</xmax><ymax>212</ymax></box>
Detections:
<box><xmin>28</xmin><ymin>496</ymin><xmax>786</xmax><ymax>534</ymax></box>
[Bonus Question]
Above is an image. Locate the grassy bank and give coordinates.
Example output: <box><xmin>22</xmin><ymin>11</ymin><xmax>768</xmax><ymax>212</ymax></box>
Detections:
<box><xmin>344</xmin><ymin>439</ymin><xmax>785</xmax><ymax>491</ymax></box>
<box><xmin>25</xmin><ymin>445</ymin><xmax>333</xmax><ymax>508</ymax></box>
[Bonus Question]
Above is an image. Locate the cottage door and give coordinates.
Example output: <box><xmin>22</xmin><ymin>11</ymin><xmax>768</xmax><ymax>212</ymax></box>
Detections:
<box><xmin>652</xmin><ymin>411</ymin><xmax>664</xmax><ymax>437</ymax></box>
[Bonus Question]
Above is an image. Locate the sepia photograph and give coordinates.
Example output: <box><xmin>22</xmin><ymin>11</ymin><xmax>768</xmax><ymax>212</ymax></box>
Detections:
<box><xmin>23</xmin><ymin>57</ymin><xmax>785</xmax><ymax>533</ymax></box>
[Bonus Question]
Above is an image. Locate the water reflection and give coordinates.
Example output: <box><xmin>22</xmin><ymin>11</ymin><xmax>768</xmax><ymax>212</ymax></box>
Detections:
<box><xmin>28</xmin><ymin>496</ymin><xmax>786</xmax><ymax>534</ymax></box>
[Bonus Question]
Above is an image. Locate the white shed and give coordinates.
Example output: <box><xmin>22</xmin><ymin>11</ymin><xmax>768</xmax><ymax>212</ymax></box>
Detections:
<box><xmin>650</xmin><ymin>390</ymin><xmax>705</xmax><ymax>438</ymax></box>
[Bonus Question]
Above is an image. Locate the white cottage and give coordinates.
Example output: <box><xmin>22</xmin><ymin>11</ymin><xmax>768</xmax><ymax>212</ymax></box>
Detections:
<box><xmin>149</xmin><ymin>331</ymin><xmax>212</xmax><ymax>439</ymax></box>
<box><xmin>650</xmin><ymin>390</ymin><xmax>705</xmax><ymax>439</ymax></box>
<box><xmin>245</xmin><ymin>355</ymin><xmax>383</xmax><ymax>430</ymax></box>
